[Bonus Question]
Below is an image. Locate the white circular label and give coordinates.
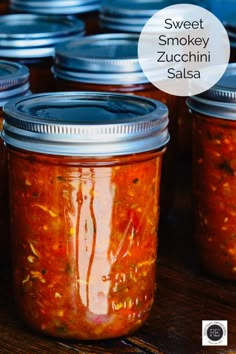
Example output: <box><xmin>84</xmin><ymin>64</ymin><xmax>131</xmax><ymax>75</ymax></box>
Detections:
<box><xmin>138</xmin><ymin>4</ymin><xmax>230</xmax><ymax>96</ymax></box>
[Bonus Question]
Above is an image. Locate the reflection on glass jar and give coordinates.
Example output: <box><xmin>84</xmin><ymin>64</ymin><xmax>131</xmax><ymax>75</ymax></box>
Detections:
<box><xmin>2</xmin><ymin>91</ymin><xmax>169</xmax><ymax>339</ymax></box>
<box><xmin>187</xmin><ymin>63</ymin><xmax>236</xmax><ymax>280</ymax></box>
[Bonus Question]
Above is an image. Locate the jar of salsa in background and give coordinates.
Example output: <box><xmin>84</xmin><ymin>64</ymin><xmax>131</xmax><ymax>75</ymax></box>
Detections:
<box><xmin>99</xmin><ymin>0</ymin><xmax>172</xmax><ymax>34</ymax></box>
<box><xmin>99</xmin><ymin>0</ymin><xmax>209</xmax><ymax>34</ymax></box>
<box><xmin>187</xmin><ymin>63</ymin><xmax>236</xmax><ymax>280</ymax></box>
<box><xmin>9</xmin><ymin>0</ymin><xmax>101</xmax><ymax>34</ymax></box>
<box><xmin>0</xmin><ymin>60</ymin><xmax>30</xmax><ymax>267</ymax></box>
<box><xmin>98</xmin><ymin>1</ymin><xmax>194</xmax><ymax>160</ymax></box>
<box><xmin>53</xmin><ymin>33</ymin><xmax>177</xmax><ymax>219</ymax></box>
<box><xmin>0</xmin><ymin>14</ymin><xmax>84</xmax><ymax>93</ymax></box>
<box><xmin>2</xmin><ymin>91</ymin><xmax>169</xmax><ymax>339</ymax></box>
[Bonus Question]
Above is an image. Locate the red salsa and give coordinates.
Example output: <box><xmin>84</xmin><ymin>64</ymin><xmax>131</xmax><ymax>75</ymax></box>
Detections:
<box><xmin>8</xmin><ymin>150</ymin><xmax>163</xmax><ymax>339</ymax></box>
<box><xmin>188</xmin><ymin>65</ymin><xmax>236</xmax><ymax>280</ymax></box>
<box><xmin>192</xmin><ymin>114</ymin><xmax>236</xmax><ymax>279</ymax></box>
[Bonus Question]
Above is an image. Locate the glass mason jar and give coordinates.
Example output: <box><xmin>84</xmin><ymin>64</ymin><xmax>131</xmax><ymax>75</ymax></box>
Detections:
<box><xmin>53</xmin><ymin>33</ymin><xmax>177</xmax><ymax>219</ymax></box>
<box><xmin>187</xmin><ymin>63</ymin><xmax>236</xmax><ymax>280</ymax></box>
<box><xmin>0</xmin><ymin>14</ymin><xmax>84</xmax><ymax>93</ymax></box>
<box><xmin>9</xmin><ymin>0</ymin><xmax>101</xmax><ymax>35</ymax></box>
<box><xmin>2</xmin><ymin>91</ymin><xmax>169</xmax><ymax>339</ymax></box>
<box><xmin>0</xmin><ymin>60</ymin><xmax>30</xmax><ymax>266</ymax></box>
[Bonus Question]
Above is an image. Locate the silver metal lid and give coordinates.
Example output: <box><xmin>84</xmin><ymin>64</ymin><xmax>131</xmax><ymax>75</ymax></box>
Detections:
<box><xmin>53</xmin><ymin>33</ymin><xmax>149</xmax><ymax>84</ymax></box>
<box><xmin>187</xmin><ymin>63</ymin><xmax>236</xmax><ymax>120</ymax></box>
<box><xmin>99</xmin><ymin>0</ymin><xmax>173</xmax><ymax>32</ymax></box>
<box><xmin>0</xmin><ymin>14</ymin><xmax>85</xmax><ymax>58</ymax></box>
<box><xmin>10</xmin><ymin>0</ymin><xmax>100</xmax><ymax>14</ymax></box>
<box><xmin>0</xmin><ymin>60</ymin><xmax>29</xmax><ymax>90</ymax></box>
<box><xmin>2</xmin><ymin>91</ymin><xmax>169</xmax><ymax>156</ymax></box>
<box><xmin>0</xmin><ymin>61</ymin><xmax>30</xmax><ymax>106</ymax></box>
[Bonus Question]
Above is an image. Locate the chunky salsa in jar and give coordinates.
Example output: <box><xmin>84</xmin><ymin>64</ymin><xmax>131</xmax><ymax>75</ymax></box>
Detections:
<box><xmin>2</xmin><ymin>91</ymin><xmax>169</xmax><ymax>339</ymax></box>
<box><xmin>0</xmin><ymin>60</ymin><xmax>30</xmax><ymax>266</ymax></box>
<box><xmin>187</xmin><ymin>63</ymin><xmax>236</xmax><ymax>280</ymax></box>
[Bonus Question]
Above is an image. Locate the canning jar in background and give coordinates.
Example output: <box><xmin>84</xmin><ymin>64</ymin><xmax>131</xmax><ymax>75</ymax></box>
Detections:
<box><xmin>53</xmin><ymin>33</ymin><xmax>177</xmax><ymax>219</ymax></box>
<box><xmin>2</xmin><ymin>91</ymin><xmax>169</xmax><ymax>339</ymax></box>
<box><xmin>99</xmin><ymin>0</ymin><xmax>209</xmax><ymax>34</ymax></box>
<box><xmin>0</xmin><ymin>60</ymin><xmax>30</xmax><ymax>267</ymax></box>
<box><xmin>99</xmin><ymin>0</ymin><xmax>173</xmax><ymax>34</ymax></box>
<box><xmin>187</xmin><ymin>63</ymin><xmax>236</xmax><ymax>280</ymax></box>
<box><xmin>99</xmin><ymin>0</ymin><xmax>206</xmax><ymax>159</ymax></box>
<box><xmin>0</xmin><ymin>14</ymin><xmax>84</xmax><ymax>93</ymax></box>
<box><xmin>9</xmin><ymin>0</ymin><xmax>101</xmax><ymax>35</ymax></box>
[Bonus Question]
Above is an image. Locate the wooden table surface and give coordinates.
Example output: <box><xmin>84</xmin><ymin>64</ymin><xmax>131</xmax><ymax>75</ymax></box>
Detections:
<box><xmin>1</xmin><ymin>159</ymin><xmax>236</xmax><ymax>354</ymax></box>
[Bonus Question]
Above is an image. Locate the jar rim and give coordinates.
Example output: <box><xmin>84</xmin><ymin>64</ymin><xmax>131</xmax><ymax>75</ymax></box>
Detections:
<box><xmin>99</xmin><ymin>0</ymin><xmax>173</xmax><ymax>32</ymax></box>
<box><xmin>54</xmin><ymin>33</ymin><xmax>150</xmax><ymax>85</ymax></box>
<box><xmin>2</xmin><ymin>91</ymin><xmax>169</xmax><ymax>156</ymax></box>
<box><xmin>0</xmin><ymin>60</ymin><xmax>30</xmax><ymax>106</ymax></box>
<box><xmin>0</xmin><ymin>14</ymin><xmax>85</xmax><ymax>58</ymax></box>
<box><xmin>10</xmin><ymin>0</ymin><xmax>100</xmax><ymax>14</ymax></box>
<box><xmin>0</xmin><ymin>60</ymin><xmax>29</xmax><ymax>90</ymax></box>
